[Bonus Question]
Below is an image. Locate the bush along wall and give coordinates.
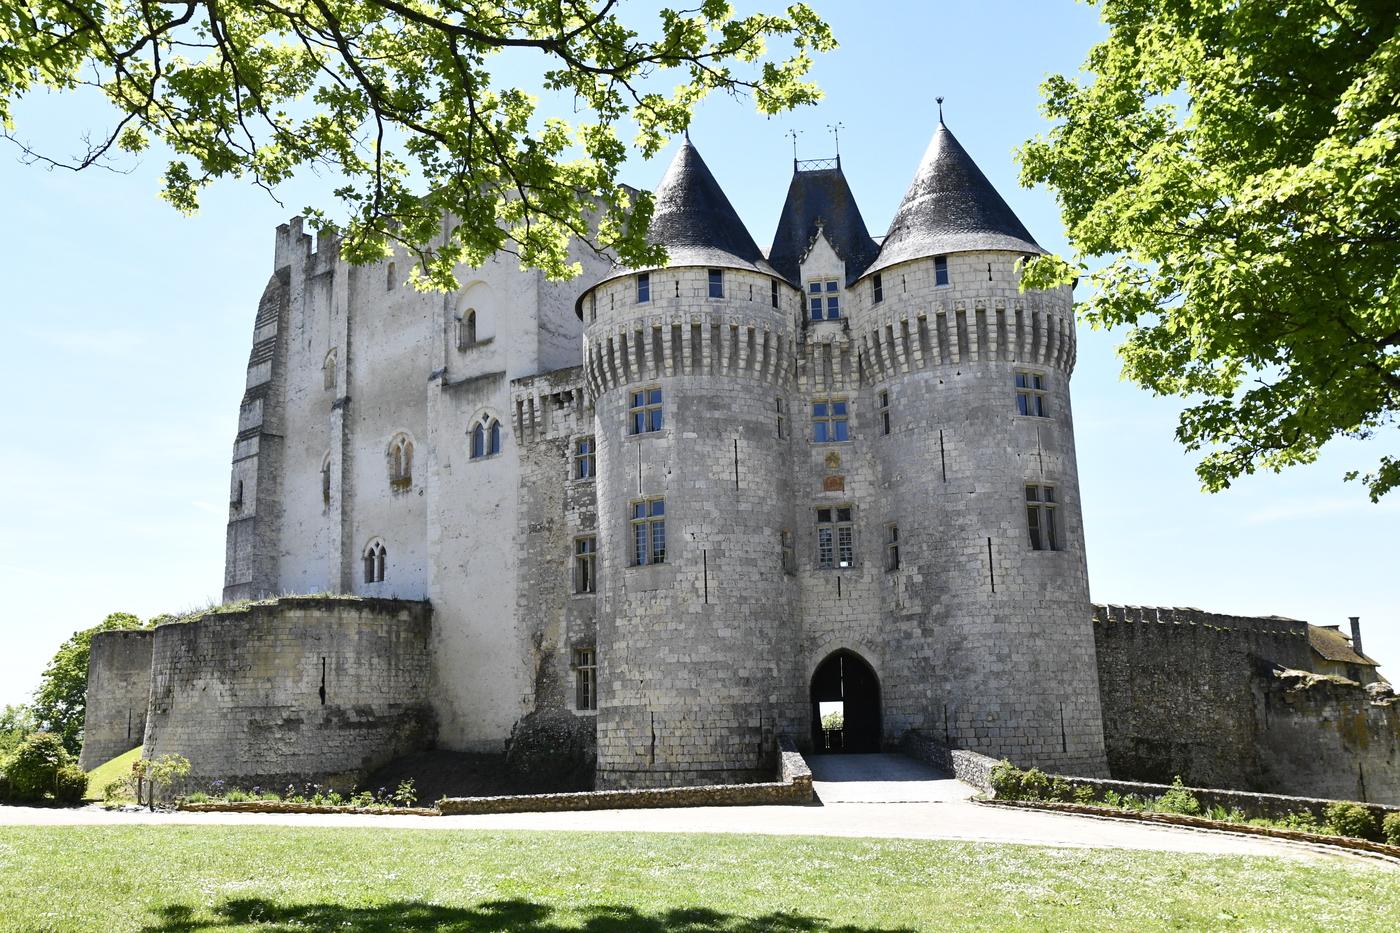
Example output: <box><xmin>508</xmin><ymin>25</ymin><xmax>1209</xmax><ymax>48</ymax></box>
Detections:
<box><xmin>0</xmin><ymin>732</ymin><xmax>88</xmax><ymax>805</ymax></box>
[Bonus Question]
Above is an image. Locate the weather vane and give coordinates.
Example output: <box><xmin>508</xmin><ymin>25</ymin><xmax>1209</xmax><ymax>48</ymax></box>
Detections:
<box><xmin>937</xmin><ymin>96</ymin><xmax>945</xmax><ymax>123</ymax></box>
<box><xmin>826</xmin><ymin>122</ymin><xmax>845</xmax><ymax>157</ymax></box>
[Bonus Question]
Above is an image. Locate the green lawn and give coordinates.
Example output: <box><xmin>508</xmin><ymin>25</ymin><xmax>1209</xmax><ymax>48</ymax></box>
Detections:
<box><xmin>83</xmin><ymin>746</ymin><xmax>142</xmax><ymax>800</ymax></box>
<box><xmin>0</xmin><ymin>826</ymin><xmax>1396</xmax><ymax>931</ymax></box>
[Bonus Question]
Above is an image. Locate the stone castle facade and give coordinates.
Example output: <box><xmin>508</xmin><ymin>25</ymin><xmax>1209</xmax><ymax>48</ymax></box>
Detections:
<box><xmin>80</xmin><ymin>118</ymin><xmax>1399</xmax><ymax>803</ymax></box>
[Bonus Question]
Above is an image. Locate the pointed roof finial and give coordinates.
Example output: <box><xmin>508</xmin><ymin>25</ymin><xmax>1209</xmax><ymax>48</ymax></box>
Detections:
<box><xmin>787</xmin><ymin>128</ymin><xmax>801</xmax><ymax>171</ymax></box>
<box><xmin>684</xmin><ymin>127</ymin><xmax>691</xmax><ymax>142</ymax></box>
<box><xmin>936</xmin><ymin>96</ymin><xmax>945</xmax><ymax>124</ymax></box>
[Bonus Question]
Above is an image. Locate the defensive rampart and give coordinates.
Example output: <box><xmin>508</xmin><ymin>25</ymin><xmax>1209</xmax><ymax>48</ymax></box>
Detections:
<box><xmin>143</xmin><ymin>596</ymin><xmax>433</xmax><ymax>789</ymax></box>
<box><xmin>1093</xmin><ymin>604</ymin><xmax>1399</xmax><ymax>804</ymax></box>
<box><xmin>78</xmin><ymin>629</ymin><xmax>155</xmax><ymax>769</ymax></box>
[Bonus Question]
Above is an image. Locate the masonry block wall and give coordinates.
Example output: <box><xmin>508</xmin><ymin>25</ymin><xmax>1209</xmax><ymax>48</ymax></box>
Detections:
<box><xmin>78</xmin><ymin>630</ymin><xmax>154</xmax><ymax>770</ymax></box>
<box><xmin>1094</xmin><ymin>604</ymin><xmax>1400</xmax><ymax>803</ymax></box>
<box><xmin>142</xmin><ymin>596</ymin><xmax>432</xmax><ymax>788</ymax></box>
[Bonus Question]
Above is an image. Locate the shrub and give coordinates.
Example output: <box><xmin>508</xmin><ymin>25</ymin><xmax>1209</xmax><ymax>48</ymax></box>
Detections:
<box><xmin>1073</xmin><ymin>785</ymin><xmax>1095</xmax><ymax>805</ymax></box>
<box><xmin>1325</xmin><ymin>802</ymin><xmax>1378</xmax><ymax>840</ymax></box>
<box><xmin>392</xmin><ymin>779</ymin><xmax>418</xmax><ymax>808</ymax></box>
<box><xmin>1102</xmin><ymin>790</ymin><xmax>1122</xmax><ymax>808</ymax></box>
<box><xmin>1153</xmin><ymin>777</ymin><xmax>1202</xmax><ymax>816</ymax></box>
<box><xmin>1382</xmin><ymin>812</ymin><xmax>1400</xmax><ymax>846</ymax></box>
<box><xmin>5</xmin><ymin>732</ymin><xmax>73</xmax><ymax>800</ymax></box>
<box><xmin>102</xmin><ymin>778</ymin><xmax>134</xmax><ymax>804</ymax></box>
<box><xmin>186</xmin><ymin>792</ymin><xmax>210</xmax><ymax>804</ymax></box>
<box><xmin>226</xmin><ymin>789</ymin><xmax>250</xmax><ymax>803</ymax></box>
<box><xmin>989</xmin><ymin>760</ymin><xmax>1025</xmax><ymax>800</ymax></box>
<box><xmin>54</xmin><ymin>764</ymin><xmax>88</xmax><ymax>804</ymax></box>
<box><xmin>1279</xmin><ymin>810</ymin><xmax>1327</xmax><ymax>834</ymax></box>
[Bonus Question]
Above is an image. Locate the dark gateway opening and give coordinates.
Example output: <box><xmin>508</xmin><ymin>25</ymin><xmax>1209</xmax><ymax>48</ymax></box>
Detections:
<box><xmin>810</xmin><ymin>650</ymin><xmax>882</xmax><ymax>753</ymax></box>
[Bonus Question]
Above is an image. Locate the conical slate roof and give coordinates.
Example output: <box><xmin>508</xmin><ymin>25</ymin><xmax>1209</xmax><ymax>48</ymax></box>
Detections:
<box><xmin>865</xmin><ymin>122</ymin><xmax>1043</xmax><ymax>278</ymax></box>
<box><xmin>767</xmin><ymin>163</ymin><xmax>880</xmax><ymax>286</ymax></box>
<box><xmin>644</xmin><ymin>136</ymin><xmax>771</xmax><ymax>273</ymax></box>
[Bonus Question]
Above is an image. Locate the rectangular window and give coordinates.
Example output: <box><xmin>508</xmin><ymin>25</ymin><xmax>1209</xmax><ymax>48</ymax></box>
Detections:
<box><xmin>934</xmin><ymin>256</ymin><xmax>950</xmax><ymax>286</ymax></box>
<box><xmin>878</xmin><ymin>389</ymin><xmax>891</xmax><ymax>436</ymax></box>
<box><xmin>636</xmin><ymin>272</ymin><xmax>650</xmax><ymax>303</ymax></box>
<box><xmin>1015</xmin><ymin>371</ymin><xmax>1048</xmax><ymax>417</ymax></box>
<box><xmin>1026</xmin><ymin>485</ymin><xmax>1060</xmax><ymax>551</ymax></box>
<box><xmin>589</xmin><ymin>292</ymin><xmax>597</xmax><ymax>323</ymax></box>
<box><xmin>886</xmin><ymin>524</ymin><xmax>900</xmax><ymax>571</ymax></box>
<box><xmin>782</xmin><ymin>528</ymin><xmax>796</xmax><ymax>574</ymax></box>
<box><xmin>574</xmin><ymin>436</ymin><xmax>595</xmax><ymax>480</ymax></box>
<box><xmin>872</xmin><ymin>273</ymin><xmax>884</xmax><ymax>304</ymax></box>
<box><xmin>573</xmin><ymin>647</ymin><xmax>597</xmax><ymax>711</ymax></box>
<box><xmin>807</xmin><ymin>278</ymin><xmax>841</xmax><ymax>320</ymax></box>
<box><xmin>771</xmin><ymin>279</ymin><xmax>779</xmax><ymax>308</ymax></box>
<box><xmin>708</xmin><ymin>269</ymin><xmax>724</xmax><ymax>298</ymax></box>
<box><xmin>629</xmin><ymin>387</ymin><xmax>663</xmax><ymax>435</ymax></box>
<box><xmin>631</xmin><ymin>498</ymin><xmax>666</xmax><ymax>566</ymax></box>
<box><xmin>574</xmin><ymin>536</ymin><xmax>597</xmax><ymax>594</ymax></box>
<box><xmin>776</xmin><ymin>397</ymin><xmax>786</xmax><ymax>439</ymax></box>
<box><xmin>812</xmin><ymin>397</ymin><xmax>849</xmax><ymax>443</ymax></box>
<box><xmin>816</xmin><ymin>506</ymin><xmax>854</xmax><ymax>569</ymax></box>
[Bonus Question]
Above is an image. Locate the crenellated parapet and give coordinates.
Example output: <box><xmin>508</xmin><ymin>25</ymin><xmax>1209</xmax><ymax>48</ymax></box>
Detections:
<box><xmin>511</xmin><ymin>366</ymin><xmax>593</xmax><ymax>444</ymax></box>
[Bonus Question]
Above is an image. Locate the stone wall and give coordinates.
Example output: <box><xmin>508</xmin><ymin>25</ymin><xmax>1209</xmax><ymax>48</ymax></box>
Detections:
<box><xmin>143</xmin><ymin>596</ymin><xmax>432</xmax><ymax>788</ymax></box>
<box><xmin>78</xmin><ymin>630</ymin><xmax>154</xmax><ymax>770</ymax></box>
<box><xmin>1094</xmin><ymin>604</ymin><xmax>1400</xmax><ymax>804</ymax></box>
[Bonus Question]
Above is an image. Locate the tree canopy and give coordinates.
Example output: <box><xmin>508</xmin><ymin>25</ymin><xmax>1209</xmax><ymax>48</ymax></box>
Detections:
<box><xmin>32</xmin><ymin>612</ymin><xmax>145</xmax><ymax>756</ymax></box>
<box><xmin>1018</xmin><ymin>0</ymin><xmax>1400</xmax><ymax>499</ymax></box>
<box><xmin>1</xmin><ymin>0</ymin><xmax>833</xmax><ymax>286</ymax></box>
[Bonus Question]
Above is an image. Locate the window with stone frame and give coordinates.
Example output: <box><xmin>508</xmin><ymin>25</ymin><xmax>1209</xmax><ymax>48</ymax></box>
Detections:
<box><xmin>573</xmin><ymin>436</ymin><xmax>596</xmax><ymax>480</ymax></box>
<box><xmin>807</xmin><ymin>278</ymin><xmax>840</xmax><ymax>320</ymax></box>
<box><xmin>872</xmin><ymin>273</ymin><xmax>884</xmax><ymax>304</ymax></box>
<box><xmin>470</xmin><ymin>416</ymin><xmax>503</xmax><ymax>459</ymax></box>
<box><xmin>630</xmin><ymin>497</ymin><xmax>666</xmax><ymax>566</ymax></box>
<box><xmin>1025</xmin><ymin>484</ymin><xmax>1060</xmax><ymax>551</ymax></box>
<box><xmin>320</xmin><ymin>452</ymin><xmax>332</xmax><ymax>507</ymax></box>
<box><xmin>458</xmin><ymin>309</ymin><xmax>479</xmax><ymax>348</ymax></box>
<box><xmin>934</xmin><ymin>255</ymin><xmax>950</xmax><ymax>286</ymax></box>
<box><xmin>1015</xmin><ymin>371</ymin><xmax>1048</xmax><ymax>417</ymax></box>
<box><xmin>886</xmin><ymin>523</ymin><xmax>901</xmax><ymax>571</ymax></box>
<box><xmin>771</xmin><ymin>279</ymin><xmax>780</xmax><ymax>308</ymax></box>
<box><xmin>781</xmin><ymin>528</ymin><xmax>797</xmax><ymax>574</ymax></box>
<box><xmin>628</xmin><ymin>387</ymin><xmax>663</xmax><ymax>435</ymax></box>
<box><xmin>776</xmin><ymin>397</ymin><xmax>786</xmax><ymax>439</ymax></box>
<box><xmin>363</xmin><ymin>539</ymin><xmax>387</xmax><ymax>583</ymax></box>
<box><xmin>388</xmin><ymin>434</ymin><xmax>413</xmax><ymax>489</ymax></box>
<box><xmin>573</xmin><ymin>536</ymin><xmax>597</xmax><ymax>594</ymax></box>
<box><xmin>811</xmin><ymin>397</ymin><xmax>849</xmax><ymax>443</ymax></box>
<box><xmin>816</xmin><ymin>506</ymin><xmax>854</xmax><ymax>569</ymax></box>
<box><xmin>322</xmin><ymin>348</ymin><xmax>337</xmax><ymax>391</ymax></box>
<box><xmin>878</xmin><ymin>389</ymin><xmax>891</xmax><ymax>436</ymax></box>
<box><xmin>573</xmin><ymin>646</ymin><xmax>597</xmax><ymax>711</ymax></box>
<box><xmin>636</xmin><ymin>272</ymin><xmax>651</xmax><ymax>303</ymax></box>
<box><xmin>708</xmin><ymin>269</ymin><xmax>725</xmax><ymax>298</ymax></box>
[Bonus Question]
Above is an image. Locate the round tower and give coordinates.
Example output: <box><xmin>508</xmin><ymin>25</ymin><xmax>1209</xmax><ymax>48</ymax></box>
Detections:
<box><xmin>578</xmin><ymin>139</ymin><xmax>802</xmax><ymax>788</ymax></box>
<box><xmin>849</xmin><ymin>119</ymin><xmax>1108</xmax><ymax>774</ymax></box>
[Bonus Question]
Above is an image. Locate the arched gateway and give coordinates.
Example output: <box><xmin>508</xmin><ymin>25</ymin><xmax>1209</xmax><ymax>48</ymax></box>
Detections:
<box><xmin>810</xmin><ymin>650</ymin><xmax>882</xmax><ymax>753</ymax></box>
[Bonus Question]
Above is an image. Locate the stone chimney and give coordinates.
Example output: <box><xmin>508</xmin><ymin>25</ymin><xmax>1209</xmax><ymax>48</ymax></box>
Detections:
<box><xmin>1350</xmin><ymin>616</ymin><xmax>1364</xmax><ymax>657</ymax></box>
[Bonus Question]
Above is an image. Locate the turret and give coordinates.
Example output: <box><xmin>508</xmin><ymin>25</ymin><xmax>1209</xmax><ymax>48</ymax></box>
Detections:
<box><xmin>841</xmin><ymin>118</ymin><xmax>1108</xmax><ymax>773</ymax></box>
<box><xmin>577</xmin><ymin>139</ymin><xmax>803</xmax><ymax>787</ymax></box>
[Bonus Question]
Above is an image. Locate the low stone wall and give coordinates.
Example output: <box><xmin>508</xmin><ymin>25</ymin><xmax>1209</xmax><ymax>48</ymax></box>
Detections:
<box><xmin>900</xmin><ymin>729</ymin><xmax>999</xmax><ymax>793</ymax></box>
<box><xmin>79</xmin><ymin>630</ymin><xmax>154</xmax><ymax>770</ymax></box>
<box><xmin>439</xmin><ymin>735</ymin><xmax>812</xmax><ymax>815</ymax></box>
<box><xmin>143</xmin><ymin>596</ymin><xmax>433</xmax><ymax>789</ymax></box>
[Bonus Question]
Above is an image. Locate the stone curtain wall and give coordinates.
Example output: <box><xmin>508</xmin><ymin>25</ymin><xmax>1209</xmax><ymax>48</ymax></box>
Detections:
<box><xmin>1094</xmin><ymin>604</ymin><xmax>1400</xmax><ymax>804</ymax></box>
<box><xmin>78</xmin><ymin>630</ymin><xmax>155</xmax><ymax>769</ymax></box>
<box><xmin>143</xmin><ymin>596</ymin><xmax>433</xmax><ymax>788</ymax></box>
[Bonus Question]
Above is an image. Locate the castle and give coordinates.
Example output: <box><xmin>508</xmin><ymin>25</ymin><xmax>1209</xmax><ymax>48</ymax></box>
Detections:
<box><xmin>79</xmin><ymin>117</ymin><xmax>1400</xmax><ymax>803</ymax></box>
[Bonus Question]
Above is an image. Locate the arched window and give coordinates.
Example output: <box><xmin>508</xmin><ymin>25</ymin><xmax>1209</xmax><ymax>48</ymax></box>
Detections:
<box><xmin>320</xmin><ymin>452</ymin><xmax>332</xmax><ymax>507</ymax></box>
<box><xmin>459</xmin><ymin>309</ymin><xmax>478</xmax><ymax>349</ymax></box>
<box><xmin>469</xmin><ymin>415</ymin><xmax>502</xmax><ymax>459</ymax></box>
<box><xmin>387</xmin><ymin>433</ymin><xmax>413</xmax><ymax>489</ymax></box>
<box><xmin>363</xmin><ymin>539</ymin><xmax>387</xmax><ymax>583</ymax></box>
<box><xmin>323</xmin><ymin>348</ymin><xmax>337</xmax><ymax>391</ymax></box>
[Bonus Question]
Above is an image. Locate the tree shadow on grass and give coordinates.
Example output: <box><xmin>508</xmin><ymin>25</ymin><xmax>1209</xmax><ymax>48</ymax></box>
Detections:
<box><xmin>143</xmin><ymin>898</ymin><xmax>916</xmax><ymax>932</ymax></box>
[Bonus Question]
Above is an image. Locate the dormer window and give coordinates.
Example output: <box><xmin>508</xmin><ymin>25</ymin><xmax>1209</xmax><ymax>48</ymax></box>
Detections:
<box><xmin>637</xmin><ymin>272</ymin><xmax>651</xmax><ymax>303</ymax></box>
<box><xmin>708</xmin><ymin>269</ymin><xmax>724</xmax><ymax>299</ymax></box>
<box><xmin>808</xmin><ymin>279</ymin><xmax>840</xmax><ymax>320</ymax></box>
<box><xmin>934</xmin><ymin>256</ymin><xmax>950</xmax><ymax>287</ymax></box>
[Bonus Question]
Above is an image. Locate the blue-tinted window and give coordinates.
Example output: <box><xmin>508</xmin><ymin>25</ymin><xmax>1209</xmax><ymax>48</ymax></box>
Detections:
<box><xmin>637</xmin><ymin>272</ymin><xmax>650</xmax><ymax>303</ymax></box>
<box><xmin>934</xmin><ymin>256</ymin><xmax>950</xmax><ymax>286</ymax></box>
<box><xmin>629</xmin><ymin>388</ymin><xmax>663</xmax><ymax>434</ymax></box>
<box><xmin>708</xmin><ymin>269</ymin><xmax>724</xmax><ymax>298</ymax></box>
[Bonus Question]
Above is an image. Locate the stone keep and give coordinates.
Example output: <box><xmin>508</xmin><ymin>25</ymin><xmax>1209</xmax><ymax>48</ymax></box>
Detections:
<box><xmin>191</xmin><ymin>117</ymin><xmax>1112</xmax><ymax>786</ymax></box>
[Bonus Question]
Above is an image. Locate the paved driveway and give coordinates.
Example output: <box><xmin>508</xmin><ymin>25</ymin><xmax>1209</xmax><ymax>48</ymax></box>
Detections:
<box><xmin>0</xmin><ymin>754</ymin><xmax>1386</xmax><ymax>867</ymax></box>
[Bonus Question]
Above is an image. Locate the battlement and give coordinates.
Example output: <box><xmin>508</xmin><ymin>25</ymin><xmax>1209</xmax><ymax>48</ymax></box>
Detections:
<box><xmin>1092</xmin><ymin>603</ymin><xmax>1309</xmax><ymax>640</ymax></box>
<box><xmin>583</xmin><ymin>314</ymin><xmax>798</xmax><ymax>397</ymax></box>
<box><xmin>272</xmin><ymin>215</ymin><xmax>340</xmax><ymax>275</ymax></box>
<box><xmin>511</xmin><ymin>365</ymin><xmax>592</xmax><ymax>443</ymax></box>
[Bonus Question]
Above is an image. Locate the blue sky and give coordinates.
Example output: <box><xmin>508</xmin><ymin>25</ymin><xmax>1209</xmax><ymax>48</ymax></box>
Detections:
<box><xmin>0</xmin><ymin>0</ymin><xmax>1393</xmax><ymax>707</ymax></box>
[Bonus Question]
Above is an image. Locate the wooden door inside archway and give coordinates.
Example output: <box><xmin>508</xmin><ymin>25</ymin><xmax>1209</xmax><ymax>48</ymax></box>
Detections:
<box><xmin>810</xmin><ymin>650</ymin><xmax>882</xmax><ymax>753</ymax></box>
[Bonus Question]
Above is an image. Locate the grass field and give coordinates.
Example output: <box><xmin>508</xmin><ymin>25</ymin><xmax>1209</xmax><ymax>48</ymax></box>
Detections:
<box><xmin>83</xmin><ymin>747</ymin><xmax>141</xmax><ymax>800</ymax></box>
<box><xmin>0</xmin><ymin>826</ymin><xmax>1397</xmax><ymax>931</ymax></box>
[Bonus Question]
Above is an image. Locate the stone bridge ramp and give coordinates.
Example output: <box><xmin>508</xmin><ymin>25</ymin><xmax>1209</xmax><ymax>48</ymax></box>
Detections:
<box><xmin>808</xmin><ymin>753</ymin><xmax>974</xmax><ymax>804</ymax></box>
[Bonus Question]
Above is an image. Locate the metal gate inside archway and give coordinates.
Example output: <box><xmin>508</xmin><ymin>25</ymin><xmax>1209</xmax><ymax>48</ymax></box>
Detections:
<box><xmin>810</xmin><ymin>650</ymin><xmax>881</xmax><ymax>753</ymax></box>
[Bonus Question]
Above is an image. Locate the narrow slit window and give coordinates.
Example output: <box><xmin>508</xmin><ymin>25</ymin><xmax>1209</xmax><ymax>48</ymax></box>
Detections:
<box><xmin>878</xmin><ymin>389</ymin><xmax>891</xmax><ymax>436</ymax></box>
<box><xmin>1026</xmin><ymin>484</ymin><xmax>1060</xmax><ymax>551</ymax></box>
<box><xmin>771</xmin><ymin>280</ymin><xmax>780</xmax><ymax>308</ymax></box>
<box><xmin>886</xmin><ymin>524</ymin><xmax>900</xmax><ymax>571</ymax></box>
<box><xmin>872</xmin><ymin>274</ymin><xmax>884</xmax><ymax>304</ymax></box>
<box><xmin>573</xmin><ymin>647</ymin><xmax>597</xmax><ymax>711</ymax></box>
<box><xmin>776</xmin><ymin>397</ymin><xmax>786</xmax><ymax>439</ymax></box>
<box><xmin>934</xmin><ymin>256</ymin><xmax>950</xmax><ymax>286</ymax></box>
<box><xmin>636</xmin><ymin>272</ymin><xmax>650</xmax><ymax>304</ymax></box>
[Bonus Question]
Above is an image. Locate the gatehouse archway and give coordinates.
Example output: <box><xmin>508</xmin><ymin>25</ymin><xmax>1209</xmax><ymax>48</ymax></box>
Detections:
<box><xmin>810</xmin><ymin>650</ymin><xmax>881</xmax><ymax>753</ymax></box>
